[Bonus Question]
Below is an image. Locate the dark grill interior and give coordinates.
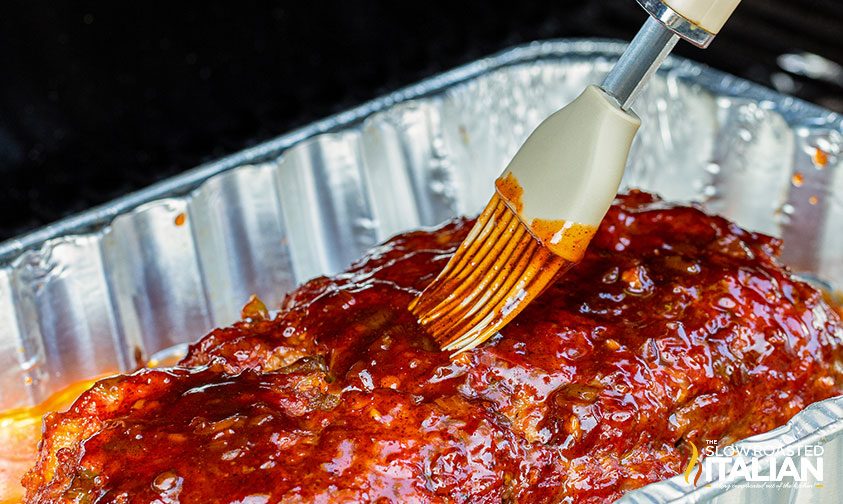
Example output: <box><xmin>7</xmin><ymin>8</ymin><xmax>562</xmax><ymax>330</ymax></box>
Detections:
<box><xmin>0</xmin><ymin>0</ymin><xmax>840</xmax><ymax>241</ymax></box>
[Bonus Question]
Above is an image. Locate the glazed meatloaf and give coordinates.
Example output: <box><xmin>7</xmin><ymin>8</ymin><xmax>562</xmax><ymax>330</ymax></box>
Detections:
<box><xmin>23</xmin><ymin>191</ymin><xmax>843</xmax><ymax>503</ymax></box>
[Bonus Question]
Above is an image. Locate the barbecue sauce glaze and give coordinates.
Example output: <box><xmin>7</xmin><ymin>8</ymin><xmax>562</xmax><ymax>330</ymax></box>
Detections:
<box><xmin>24</xmin><ymin>191</ymin><xmax>843</xmax><ymax>503</ymax></box>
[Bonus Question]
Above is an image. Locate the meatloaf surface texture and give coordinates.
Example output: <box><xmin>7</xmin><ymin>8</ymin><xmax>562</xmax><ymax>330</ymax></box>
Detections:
<box><xmin>24</xmin><ymin>191</ymin><xmax>843</xmax><ymax>503</ymax></box>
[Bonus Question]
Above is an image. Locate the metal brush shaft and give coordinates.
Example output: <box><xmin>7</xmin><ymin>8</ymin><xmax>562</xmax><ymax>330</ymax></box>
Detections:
<box><xmin>601</xmin><ymin>15</ymin><xmax>679</xmax><ymax>110</ymax></box>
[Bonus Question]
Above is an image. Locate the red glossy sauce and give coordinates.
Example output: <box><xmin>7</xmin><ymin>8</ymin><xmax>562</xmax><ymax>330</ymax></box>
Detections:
<box><xmin>23</xmin><ymin>191</ymin><xmax>843</xmax><ymax>503</ymax></box>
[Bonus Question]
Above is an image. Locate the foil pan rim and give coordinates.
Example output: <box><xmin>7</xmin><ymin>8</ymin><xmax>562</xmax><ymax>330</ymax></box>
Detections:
<box><xmin>1</xmin><ymin>38</ymin><xmax>839</xmax><ymax>265</ymax></box>
<box><xmin>621</xmin><ymin>395</ymin><xmax>843</xmax><ymax>502</ymax></box>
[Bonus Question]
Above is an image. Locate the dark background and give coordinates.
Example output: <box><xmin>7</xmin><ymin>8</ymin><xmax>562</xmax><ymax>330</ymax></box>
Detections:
<box><xmin>1</xmin><ymin>0</ymin><xmax>841</xmax><ymax>241</ymax></box>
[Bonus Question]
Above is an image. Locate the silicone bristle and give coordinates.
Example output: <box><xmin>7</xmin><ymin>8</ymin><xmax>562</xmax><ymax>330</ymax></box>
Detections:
<box><xmin>409</xmin><ymin>194</ymin><xmax>569</xmax><ymax>353</ymax></box>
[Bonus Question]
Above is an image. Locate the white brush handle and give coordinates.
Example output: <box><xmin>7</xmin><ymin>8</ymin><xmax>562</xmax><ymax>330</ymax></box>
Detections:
<box><xmin>637</xmin><ymin>0</ymin><xmax>742</xmax><ymax>48</ymax></box>
<box><xmin>499</xmin><ymin>86</ymin><xmax>639</xmax><ymax>243</ymax></box>
<box><xmin>496</xmin><ymin>0</ymin><xmax>743</xmax><ymax>260</ymax></box>
<box><xmin>664</xmin><ymin>0</ymin><xmax>741</xmax><ymax>34</ymax></box>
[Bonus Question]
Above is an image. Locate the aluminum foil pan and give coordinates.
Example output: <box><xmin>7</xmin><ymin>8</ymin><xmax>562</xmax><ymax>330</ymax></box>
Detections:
<box><xmin>1</xmin><ymin>40</ymin><xmax>842</xmax><ymax>502</ymax></box>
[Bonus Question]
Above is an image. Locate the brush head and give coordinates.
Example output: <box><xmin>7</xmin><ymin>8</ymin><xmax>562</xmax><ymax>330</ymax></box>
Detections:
<box><xmin>409</xmin><ymin>194</ymin><xmax>578</xmax><ymax>353</ymax></box>
<box><xmin>410</xmin><ymin>87</ymin><xmax>637</xmax><ymax>354</ymax></box>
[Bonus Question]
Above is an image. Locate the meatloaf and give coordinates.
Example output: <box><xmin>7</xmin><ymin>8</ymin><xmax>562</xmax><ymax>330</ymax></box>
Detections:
<box><xmin>23</xmin><ymin>191</ymin><xmax>843</xmax><ymax>503</ymax></box>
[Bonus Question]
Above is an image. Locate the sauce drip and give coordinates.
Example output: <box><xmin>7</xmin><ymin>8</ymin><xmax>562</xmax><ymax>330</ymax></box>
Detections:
<box><xmin>495</xmin><ymin>172</ymin><xmax>597</xmax><ymax>262</ymax></box>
